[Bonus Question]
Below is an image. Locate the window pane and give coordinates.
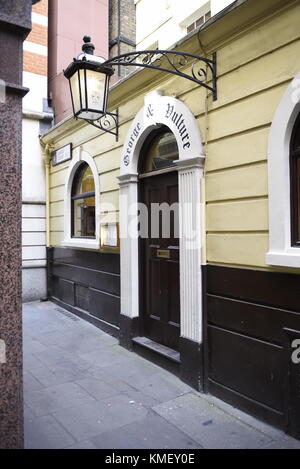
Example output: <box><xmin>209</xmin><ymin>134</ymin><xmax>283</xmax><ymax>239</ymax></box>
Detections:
<box><xmin>292</xmin><ymin>115</ymin><xmax>300</xmax><ymax>154</ymax></box>
<box><xmin>72</xmin><ymin>163</ymin><xmax>96</xmax><ymax>238</ymax></box>
<box><xmin>73</xmin><ymin>164</ymin><xmax>95</xmax><ymax>196</ymax></box>
<box><xmin>73</xmin><ymin>196</ymin><xmax>95</xmax><ymax>237</ymax></box>
<box><xmin>296</xmin><ymin>158</ymin><xmax>300</xmax><ymax>242</ymax></box>
<box><xmin>143</xmin><ymin>131</ymin><xmax>178</xmax><ymax>172</ymax></box>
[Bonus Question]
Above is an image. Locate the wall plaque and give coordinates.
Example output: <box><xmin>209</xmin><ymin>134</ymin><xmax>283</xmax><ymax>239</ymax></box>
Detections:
<box><xmin>52</xmin><ymin>143</ymin><xmax>72</xmax><ymax>166</ymax></box>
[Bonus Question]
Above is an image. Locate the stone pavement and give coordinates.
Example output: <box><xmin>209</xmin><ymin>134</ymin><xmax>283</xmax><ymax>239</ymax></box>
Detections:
<box><xmin>23</xmin><ymin>301</ymin><xmax>300</xmax><ymax>449</ymax></box>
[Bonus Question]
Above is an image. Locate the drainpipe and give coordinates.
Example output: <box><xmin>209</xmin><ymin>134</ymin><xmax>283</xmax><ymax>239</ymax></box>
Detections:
<box><xmin>41</xmin><ymin>143</ymin><xmax>53</xmax><ymax>247</ymax></box>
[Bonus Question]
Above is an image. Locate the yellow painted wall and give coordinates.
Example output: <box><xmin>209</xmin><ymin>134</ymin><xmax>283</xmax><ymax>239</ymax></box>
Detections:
<box><xmin>44</xmin><ymin>0</ymin><xmax>300</xmax><ymax>270</ymax></box>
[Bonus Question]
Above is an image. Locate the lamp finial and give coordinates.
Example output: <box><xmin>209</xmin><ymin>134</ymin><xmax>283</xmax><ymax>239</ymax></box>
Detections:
<box><xmin>82</xmin><ymin>35</ymin><xmax>95</xmax><ymax>55</ymax></box>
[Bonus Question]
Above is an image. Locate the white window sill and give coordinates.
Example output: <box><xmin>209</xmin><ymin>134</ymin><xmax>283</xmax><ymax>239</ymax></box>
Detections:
<box><xmin>266</xmin><ymin>250</ymin><xmax>300</xmax><ymax>268</ymax></box>
<box><xmin>61</xmin><ymin>238</ymin><xmax>100</xmax><ymax>250</ymax></box>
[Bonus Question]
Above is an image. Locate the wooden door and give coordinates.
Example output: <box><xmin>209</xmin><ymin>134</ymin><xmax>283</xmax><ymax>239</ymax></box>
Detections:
<box><xmin>140</xmin><ymin>171</ymin><xmax>180</xmax><ymax>351</ymax></box>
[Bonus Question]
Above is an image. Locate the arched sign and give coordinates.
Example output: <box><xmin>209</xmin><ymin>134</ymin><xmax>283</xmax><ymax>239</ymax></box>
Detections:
<box><xmin>121</xmin><ymin>92</ymin><xmax>204</xmax><ymax>174</ymax></box>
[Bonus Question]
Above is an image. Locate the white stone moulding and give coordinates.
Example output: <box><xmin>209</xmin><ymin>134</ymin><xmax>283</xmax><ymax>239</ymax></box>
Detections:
<box><xmin>62</xmin><ymin>146</ymin><xmax>101</xmax><ymax>250</ymax></box>
<box><xmin>266</xmin><ymin>71</ymin><xmax>300</xmax><ymax>268</ymax></box>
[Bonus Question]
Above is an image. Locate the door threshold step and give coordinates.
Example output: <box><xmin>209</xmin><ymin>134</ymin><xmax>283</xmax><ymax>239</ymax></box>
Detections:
<box><xmin>132</xmin><ymin>336</ymin><xmax>180</xmax><ymax>363</ymax></box>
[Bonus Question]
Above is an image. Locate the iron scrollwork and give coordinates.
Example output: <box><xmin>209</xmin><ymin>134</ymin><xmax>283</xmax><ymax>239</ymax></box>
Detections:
<box><xmin>103</xmin><ymin>50</ymin><xmax>217</xmax><ymax>100</ymax></box>
<box><xmin>87</xmin><ymin>110</ymin><xmax>119</xmax><ymax>140</ymax></box>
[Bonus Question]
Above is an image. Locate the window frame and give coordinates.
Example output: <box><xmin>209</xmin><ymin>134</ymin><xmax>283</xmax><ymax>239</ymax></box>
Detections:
<box><xmin>62</xmin><ymin>148</ymin><xmax>100</xmax><ymax>250</ymax></box>
<box><xmin>71</xmin><ymin>162</ymin><xmax>96</xmax><ymax>239</ymax></box>
<box><xmin>266</xmin><ymin>72</ymin><xmax>300</xmax><ymax>268</ymax></box>
<box><xmin>290</xmin><ymin>113</ymin><xmax>300</xmax><ymax>246</ymax></box>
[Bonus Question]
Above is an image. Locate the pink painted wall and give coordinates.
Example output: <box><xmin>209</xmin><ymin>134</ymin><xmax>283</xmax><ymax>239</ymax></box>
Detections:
<box><xmin>48</xmin><ymin>0</ymin><xmax>109</xmax><ymax>123</ymax></box>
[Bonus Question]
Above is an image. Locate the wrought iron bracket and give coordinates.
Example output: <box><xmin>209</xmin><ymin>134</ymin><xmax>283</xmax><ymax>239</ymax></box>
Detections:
<box><xmin>86</xmin><ymin>109</ymin><xmax>119</xmax><ymax>141</ymax></box>
<box><xmin>103</xmin><ymin>50</ymin><xmax>217</xmax><ymax>101</ymax></box>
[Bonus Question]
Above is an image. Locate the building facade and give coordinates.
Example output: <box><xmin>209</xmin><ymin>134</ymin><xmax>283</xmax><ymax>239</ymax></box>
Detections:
<box><xmin>41</xmin><ymin>0</ymin><xmax>300</xmax><ymax>440</ymax></box>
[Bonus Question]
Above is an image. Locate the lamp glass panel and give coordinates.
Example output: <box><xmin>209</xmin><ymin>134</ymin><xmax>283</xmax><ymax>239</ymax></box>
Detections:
<box><xmin>78</xmin><ymin>69</ymin><xmax>106</xmax><ymax>121</ymax></box>
<box><xmin>70</xmin><ymin>71</ymin><xmax>82</xmax><ymax>115</ymax></box>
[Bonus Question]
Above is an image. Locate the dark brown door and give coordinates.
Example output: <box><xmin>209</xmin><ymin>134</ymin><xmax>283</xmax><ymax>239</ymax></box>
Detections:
<box><xmin>140</xmin><ymin>171</ymin><xmax>180</xmax><ymax>351</ymax></box>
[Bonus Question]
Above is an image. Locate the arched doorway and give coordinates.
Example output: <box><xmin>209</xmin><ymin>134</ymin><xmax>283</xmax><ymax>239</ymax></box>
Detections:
<box><xmin>139</xmin><ymin>127</ymin><xmax>180</xmax><ymax>351</ymax></box>
<box><xmin>118</xmin><ymin>92</ymin><xmax>205</xmax><ymax>389</ymax></box>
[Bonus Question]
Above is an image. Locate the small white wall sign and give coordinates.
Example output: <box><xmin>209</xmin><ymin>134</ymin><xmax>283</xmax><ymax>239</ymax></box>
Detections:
<box><xmin>52</xmin><ymin>143</ymin><xmax>72</xmax><ymax>166</ymax></box>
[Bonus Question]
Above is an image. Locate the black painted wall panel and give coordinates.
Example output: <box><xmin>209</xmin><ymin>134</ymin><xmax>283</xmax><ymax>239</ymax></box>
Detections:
<box><xmin>51</xmin><ymin>263</ymin><xmax>120</xmax><ymax>296</ymax></box>
<box><xmin>89</xmin><ymin>288</ymin><xmax>120</xmax><ymax>326</ymax></box>
<box><xmin>53</xmin><ymin>277</ymin><xmax>75</xmax><ymax>306</ymax></box>
<box><xmin>207</xmin><ymin>295</ymin><xmax>300</xmax><ymax>345</ymax></box>
<box><xmin>48</xmin><ymin>247</ymin><xmax>120</xmax><ymax>330</ymax></box>
<box><xmin>208</xmin><ymin>325</ymin><xmax>285</xmax><ymax>412</ymax></box>
<box><xmin>51</xmin><ymin>248</ymin><xmax>120</xmax><ymax>274</ymax></box>
<box><xmin>204</xmin><ymin>265</ymin><xmax>300</xmax><ymax>436</ymax></box>
<box><xmin>206</xmin><ymin>265</ymin><xmax>300</xmax><ymax>312</ymax></box>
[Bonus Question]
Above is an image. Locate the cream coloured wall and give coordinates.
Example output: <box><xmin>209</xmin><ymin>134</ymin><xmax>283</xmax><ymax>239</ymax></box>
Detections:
<box><xmin>43</xmin><ymin>0</ymin><xmax>300</xmax><ymax>271</ymax></box>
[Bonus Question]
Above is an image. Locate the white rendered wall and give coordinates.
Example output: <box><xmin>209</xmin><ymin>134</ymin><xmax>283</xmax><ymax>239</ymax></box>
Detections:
<box><xmin>22</xmin><ymin>71</ymin><xmax>48</xmax><ymax>301</ymax></box>
<box><xmin>22</xmin><ymin>118</ymin><xmax>46</xmax><ymax>202</ymax></box>
<box><xmin>135</xmin><ymin>0</ymin><xmax>235</xmax><ymax>50</ymax></box>
<box><xmin>135</xmin><ymin>0</ymin><xmax>210</xmax><ymax>49</ymax></box>
<box><xmin>23</xmin><ymin>72</ymin><xmax>47</xmax><ymax>113</ymax></box>
<box><xmin>211</xmin><ymin>0</ymin><xmax>235</xmax><ymax>17</ymax></box>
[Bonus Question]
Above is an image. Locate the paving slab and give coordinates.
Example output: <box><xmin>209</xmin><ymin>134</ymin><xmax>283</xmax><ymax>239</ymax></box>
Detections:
<box><xmin>28</xmin><ymin>360</ymin><xmax>90</xmax><ymax>388</ymax></box>
<box><xmin>152</xmin><ymin>393</ymin><xmax>273</xmax><ymax>449</ymax></box>
<box><xmin>26</xmin><ymin>381</ymin><xmax>97</xmax><ymax>417</ymax></box>
<box><xmin>67</xmin><ymin>440</ymin><xmax>98</xmax><ymax>449</ymax></box>
<box><xmin>75</xmin><ymin>376</ymin><xmax>124</xmax><ymax>401</ymax></box>
<box><xmin>52</xmin><ymin>395</ymin><xmax>149</xmax><ymax>442</ymax></box>
<box><xmin>90</xmin><ymin>413</ymin><xmax>202</xmax><ymax>449</ymax></box>
<box><xmin>24</xmin><ymin>414</ymin><xmax>76</xmax><ymax>449</ymax></box>
<box><xmin>23</xmin><ymin>370</ymin><xmax>45</xmax><ymax>393</ymax></box>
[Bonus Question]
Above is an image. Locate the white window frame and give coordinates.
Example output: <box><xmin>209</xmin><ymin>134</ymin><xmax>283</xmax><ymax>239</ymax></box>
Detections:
<box><xmin>62</xmin><ymin>147</ymin><xmax>100</xmax><ymax>250</ymax></box>
<box><xmin>266</xmin><ymin>72</ymin><xmax>300</xmax><ymax>268</ymax></box>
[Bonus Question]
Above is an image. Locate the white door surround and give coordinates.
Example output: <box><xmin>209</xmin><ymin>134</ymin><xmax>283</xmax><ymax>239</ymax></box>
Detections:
<box><xmin>118</xmin><ymin>91</ymin><xmax>205</xmax><ymax>344</ymax></box>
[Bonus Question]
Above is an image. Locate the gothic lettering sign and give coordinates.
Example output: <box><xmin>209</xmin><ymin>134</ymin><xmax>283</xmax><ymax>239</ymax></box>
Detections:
<box><xmin>123</xmin><ymin>122</ymin><xmax>141</xmax><ymax>166</ymax></box>
<box><xmin>122</xmin><ymin>94</ymin><xmax>203</xmax><ymax>169</ymax></box>
<box><xmin>165</xmin><ymin>103</ymin><xmax>191</xmax><ymax>150</ymax></box>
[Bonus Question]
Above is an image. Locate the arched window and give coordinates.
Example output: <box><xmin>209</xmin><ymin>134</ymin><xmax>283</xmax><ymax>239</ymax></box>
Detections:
<box><xmin>266</xmin><ymin>72</ymin><xmax>300</xmax><ymax>268</ymax></box>
<box><xmin>140</xmin><ymin>128</ymin><xmax>179</xmax><ymax>173</ymax></box>
<box><xmin>71</xmin><ymin>163</ymin><xmax>95</xmax><ymax>238</ymax></box>
<box><xmin>290</xmin><ymin>113</ymin><xmax>300</xmax><ymax>245</ymax></box>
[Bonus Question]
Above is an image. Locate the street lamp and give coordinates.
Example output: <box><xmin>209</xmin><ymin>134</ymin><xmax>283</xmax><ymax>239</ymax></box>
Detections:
<box><xmin>64</xmin><ymin>36</ymin><xmax>117</xmax><ymax>134</ymax></box>
<box><xmin>64</xmin><ymin>36</ymin><xmax>217</xmax><ymax>140</ymax></box>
